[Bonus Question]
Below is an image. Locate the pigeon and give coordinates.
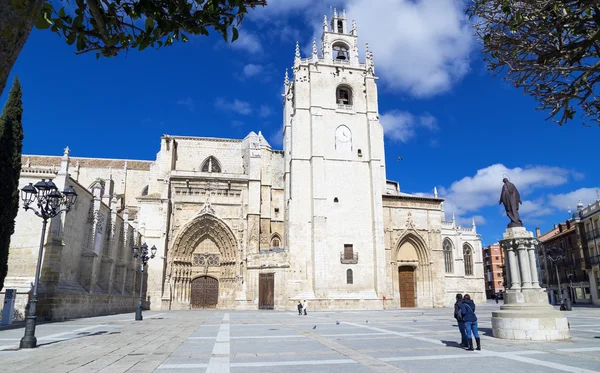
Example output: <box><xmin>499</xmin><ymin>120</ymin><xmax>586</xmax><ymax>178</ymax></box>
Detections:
<box><xmin>366</xmin><ymin>320</ymin><xmax>368</xmax><ymax>323</ymax></box>
<box><xmin>312</xmin><ymin>325</ymin><xmax>317</xmax><ymax>329</ymax></box>
<box><xmin>397</xmin><ymin>156</ymin><xmax>403</xmax><ymax>161</ymax></box>
<box><xmin>336</xmin><ymin>320</ymin><xmax>340</xmax><ymax>325</ymax></box>
<box><xmin>413</xmin><ymin>319</ymin><xmax>417</xmax><ymax>322</ymax></box>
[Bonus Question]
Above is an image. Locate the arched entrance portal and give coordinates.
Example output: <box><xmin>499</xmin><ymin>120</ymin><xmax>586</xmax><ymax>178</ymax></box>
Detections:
<box><xmin>395</xmin><ymin>233</ymin><xmax>433</xmax><ymax>308</ymax></box>
<box><xmin>191</xmin><ymin>276</ymin><xmax>219</xmax><ymax>308</ymax></box>
<box><xmin>166</xmin><ymin>213</ymin><xmax>239</xmax><ymax>309</ymax></box>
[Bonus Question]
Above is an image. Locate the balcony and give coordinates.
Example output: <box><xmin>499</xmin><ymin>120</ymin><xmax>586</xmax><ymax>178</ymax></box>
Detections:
<box><xmin>333</xmin><ymin>59</ymin><xmax>350</xmax><ymax>65</ymax></box>
<box><xmin>340</xmin><ymin>252</ymin><xmax>358</xmax><ymax>264</ymax></box>
<box><xmin>585</xmin><ymin>228</ymin><xmax>600</xmax><ymax>241</ymax></box>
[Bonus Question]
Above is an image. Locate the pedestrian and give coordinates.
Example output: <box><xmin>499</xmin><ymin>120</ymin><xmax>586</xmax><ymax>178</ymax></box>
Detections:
<box><xmin>461</xmin><ymin>294</ymin><xmax>481</xmax><ymax>351</ymax></box>
<box><xmin>303</xmin><ymin>300</ymin><xmax>308</xmax><ymax>315</ymax></box>
<box><xmin>297</xmin><ymin>301</ymin><xmax>303</xmax><ymax>315</ymax></box>
<box><xmin>494</xmin><ymin>293</ymin><xmax>499</xmax><ymax>304</ymax></box>
<box><xmin>454</xmin><ymin>293</ymin><xmax>468</xmax><ymax>348</ymax></box>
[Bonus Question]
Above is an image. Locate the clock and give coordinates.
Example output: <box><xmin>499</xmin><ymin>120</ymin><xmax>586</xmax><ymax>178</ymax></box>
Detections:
<box><xmin>335</xmin><ymin>126</ymin><xmax>351</xmax><ymax>142</ymax></box>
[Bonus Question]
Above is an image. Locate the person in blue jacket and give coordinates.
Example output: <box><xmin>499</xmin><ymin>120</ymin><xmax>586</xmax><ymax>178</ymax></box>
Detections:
<box><xmin>460</xmin><ymin>294</ymin><xmax>481</xmax><ymax>351</ymax></box>
<box><xmin>454</xmin><ymin>294</ymin><xmax>468</xmax><ymax>347</ymax></box>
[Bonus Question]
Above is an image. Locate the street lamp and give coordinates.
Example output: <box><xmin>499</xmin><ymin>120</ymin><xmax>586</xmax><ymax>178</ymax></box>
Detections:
<box><xmin>19</xmin><ymin>179</ymin><xmax>77</xmax><ymax>349</ymax></box>
<box><xmin>546</xmin><ymin>246</ymin><xmax>571</xmax><ymax>311</ymax></box>
<box><xmin>132</xmin><ymin>243</ymin><xmax>156</xmax><ymax>321</ymax></box>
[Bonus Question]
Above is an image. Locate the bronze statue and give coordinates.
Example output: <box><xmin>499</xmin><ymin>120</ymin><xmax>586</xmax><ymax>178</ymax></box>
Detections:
<box><xmin>499</xmin><ymin>178</ymin><xmax>523</xmax><ymax>228</ymax></box>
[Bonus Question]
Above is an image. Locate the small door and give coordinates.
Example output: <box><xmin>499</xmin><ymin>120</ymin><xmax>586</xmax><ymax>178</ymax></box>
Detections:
<box><xmin>399</xmin><ymin>266</ymin><xmax>416</xmax><ymax>308</ymax></box>
<box><xmin>191</xmin><ymin>276</ymin><xmax>219</xmax><ymax>308</ymax></box>
<box><xmin>259</xmin><ymin>273</ymin><xmax>275</xmax><ymax>310</ymax></box>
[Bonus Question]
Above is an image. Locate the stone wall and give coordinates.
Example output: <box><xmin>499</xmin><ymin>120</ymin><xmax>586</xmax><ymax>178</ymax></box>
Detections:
<box><xmin>2</xmin><ymin>155</ymin><xmax>144</xmax><ymax>320</ymax></box>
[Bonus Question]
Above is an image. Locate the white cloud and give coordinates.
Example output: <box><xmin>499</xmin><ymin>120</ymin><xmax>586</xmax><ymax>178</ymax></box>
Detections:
<box><xmin>230</xmin><ymin>29</ymin><xmax>263</xmax><ymax>54</ymax></box>
<box><xmin>247</xmin><ymin>1</ymin><xmax>474</xmax><ymax>96</ymax></box>
<box><xmin>242</xmin><ymin>63</ymin><xmax>263</xmax><ymax>78</ymax></box>
<box><xmin>520</xmin><ymin>199</ymin><xmax>554</xmax><ymax>218</ymax></box>
<box><xmin>547</xmin><ymin>188</ymin><xmax>600</xmax><ymax>212</ymax></box>
<box><xmin>440</xmin><ymin>164</ymin><xmax>572</xmax><ymax>222</ymax></box>
<box><xmin>346</xmin><ymin>0</ymin><xmax>473</xmax><ymax>96</ymax></box>
<box><xmin>456</xmin><ymin>215</ymin><xmax>486</xmax><ymax>227</ymax></box>
<box><xmin>379</xmin><ymin>111</ymin><xmax>438</xmax><ymax>142</ymax></box>
<box><xmin>177</xmin><ymin>97</ymin><xmax>195</xmax><ymax>112</ymax></box>
<box><xmin>215</xmin><ymin>98</ymin><xmax>253</xmax><ymax>115</ymax></box>
<box><xmin>259</xmin><ymin>105</ymin><xmax>273</xmax><ymax>118</ymax></box>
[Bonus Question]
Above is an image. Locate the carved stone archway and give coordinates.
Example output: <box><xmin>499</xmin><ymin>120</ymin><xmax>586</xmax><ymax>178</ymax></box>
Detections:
<box><xmin>394</xmin><ymin>233</ymin><xmax>433</xmax><ymax>308</ymax></box>
<box><xmin>165</xmin><ymin>213</ymin><xmax>238</xmax><ymax>309</ymax></box>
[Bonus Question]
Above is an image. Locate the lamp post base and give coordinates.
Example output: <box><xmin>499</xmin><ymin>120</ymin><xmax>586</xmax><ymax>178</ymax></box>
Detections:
<box><xmin>19</xmin><ymin>316</ymin><xmax>38</xmax><ymax>348</ymax></box>
<box><xmin>135</xmin><ymin>308</ymin><xmax>143</xmax><ymax>321</ymax></box>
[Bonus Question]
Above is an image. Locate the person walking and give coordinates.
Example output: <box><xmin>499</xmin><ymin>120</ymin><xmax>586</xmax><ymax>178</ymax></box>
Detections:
<box><xmin>461</xmin><ymin>294</ymin><xmax>481</xmax><ymax>351</ymax></box>
<box><xmin>297</xmin><ymin>301</ymin><xmax>303</xmax><ymax>315</ymax></box>
<box><xmin>303</xmin><ymin>300</ymin><xmax>308</xmax><ymax>315</ymax></box>
<box><xmin>454</xmin><ymin>294</ymin><xmax>468</xmax><ymax>347</ymax></box>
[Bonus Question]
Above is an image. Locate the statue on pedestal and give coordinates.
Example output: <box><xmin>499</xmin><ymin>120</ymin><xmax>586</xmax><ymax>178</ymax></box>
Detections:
<box><xmin>499</xmin><ymin>178</ymin><xmax>522</xmax><ymax>228</ymax></box>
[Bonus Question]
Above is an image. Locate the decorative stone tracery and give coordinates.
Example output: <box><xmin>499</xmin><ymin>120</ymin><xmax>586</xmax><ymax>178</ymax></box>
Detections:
<box><xmin>165</xmin><ymin>213</ymin><xmax>239</xmax><ymax>309</ymax></box>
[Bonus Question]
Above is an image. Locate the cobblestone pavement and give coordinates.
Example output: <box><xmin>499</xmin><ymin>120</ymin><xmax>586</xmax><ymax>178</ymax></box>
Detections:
<box><xmin>1</xmin><ymin>302</ymin><xmax>599</xmax><ymax>372</ymax></box>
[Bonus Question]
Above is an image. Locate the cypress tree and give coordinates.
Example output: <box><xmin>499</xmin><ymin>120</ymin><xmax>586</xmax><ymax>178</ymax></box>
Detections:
<box><xmin>0</xmin><ymin>77</ymin><xmax>24</xmax><ymax>292</ymax></box>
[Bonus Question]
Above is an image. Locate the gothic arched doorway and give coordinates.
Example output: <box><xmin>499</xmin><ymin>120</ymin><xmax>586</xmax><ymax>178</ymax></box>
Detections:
<box><xmin>166</xmin><ymin>213</ymin><xmax>238</xmax><ymax>309</ymax></box>
<box><xmin>191</xmin><ymin>276</ymin><xmax>219</xmax><ymax>308</ymax></box>
<box><xmin>395</xmin><ymin>233</ymin><xmax>433</xmax><ymax>308</ymax></box>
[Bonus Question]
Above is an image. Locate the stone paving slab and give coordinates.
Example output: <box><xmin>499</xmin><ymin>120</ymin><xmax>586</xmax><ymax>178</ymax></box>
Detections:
<box><xmin>0</xmin><ymin>303</ymin><xmax>599</xmax><ymax>372</ymax></box>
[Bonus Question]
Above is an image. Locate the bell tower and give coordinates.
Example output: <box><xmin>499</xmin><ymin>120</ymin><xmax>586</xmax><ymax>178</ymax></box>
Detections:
<box><xmin>283</xmin><ymin>10</ymin><xmax>387</xmax><ymax>307</ymax></box>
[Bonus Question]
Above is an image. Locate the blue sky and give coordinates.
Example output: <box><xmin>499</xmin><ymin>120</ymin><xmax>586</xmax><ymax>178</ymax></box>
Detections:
<box><xmin>2</xmin><ymin>0</ymin><xmax>598</xmax><ymax>245</ymax></box>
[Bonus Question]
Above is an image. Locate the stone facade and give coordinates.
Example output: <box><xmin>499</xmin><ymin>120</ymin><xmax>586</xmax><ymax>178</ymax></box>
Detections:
<box><xmin>2</xmin><ymin>11</ymin><xmax>484</xmax><ymax>318</ymax></box>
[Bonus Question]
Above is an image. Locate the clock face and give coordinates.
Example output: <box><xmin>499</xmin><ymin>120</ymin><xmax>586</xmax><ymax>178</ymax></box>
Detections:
<box><xmin>336</xmin><ymin>126</ymin><xmax>351</xmax><ymax>142</ymax></box>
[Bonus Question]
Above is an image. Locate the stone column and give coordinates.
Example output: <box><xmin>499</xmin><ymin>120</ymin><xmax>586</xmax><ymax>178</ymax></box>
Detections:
<box><xmin>527</xmin><ymin>245</ymin><xmax>540</xmax><ymax>288</ymax></box>
<box><xmin>517</xmin><ymin>240</ymin><xmax>533</xmax><ymax>289</ymax></box>
<box><xmin>492</xmin><ymin>227</ymin><xmax>570</xmax><ymax>341</ymax></box>
<box><xmin>505</xmin><ymin>243</ymin><xmax>521</xmax><ymax>290</ymax></box>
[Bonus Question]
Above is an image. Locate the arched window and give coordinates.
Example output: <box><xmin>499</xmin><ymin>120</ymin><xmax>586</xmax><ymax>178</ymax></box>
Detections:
<box><xmin>337</xmin><ymin>20</ymin><xmax>344</xmax><ymax>33</ymax></box>
<box><xmin>332</xmin><ymin>42</ymin><xmax>349</xmax><ymax>62</ymax></box>
<box><xmin>443</xmin><ymin>239</ymin><xmax>454</xmax><ymax>274</ymax></box>
<box><xmin>201</xmin><ymin>156</ymin><xmax>222</xmax><ymax>173</ymax></box>
<box><xmin>346</xmin><ymin>269</ymin><xmax>353</xmax><ymax>284</ymax></box>
<box><xmin>141</xmin><ymin>185</ymin><xmax>149</xmax><ymax>196</ymax></box>
<box><xmin>336</xmin><ymin>85</ymin><xmax>353</xmax><ymax>106</ymax></box>
<box><xmin>463</xmin><ymin>244</ymin><xmax>474</xmax><ymax>276</ymax></box>
<box><xmin>271</xmin><ymin>235</ymin><xmax>281</xmax><ymax>249</ymax></box>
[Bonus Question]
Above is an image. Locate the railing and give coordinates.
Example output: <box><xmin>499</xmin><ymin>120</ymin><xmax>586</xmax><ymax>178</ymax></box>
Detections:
<box><xmin>333</xmin><ymin>59</ymin><xmax>350</xmax><ymax>65</ymax></box>
<box><xmin>337</xmin><ymin>103</ymin><xmax>353</xmax><ymax>110</ymax></box>
<box><xmin>585</xmin><ymin>228</ymin><xmax>600</xmax><ymax>241</ymax></box>
<box><xmin>340</xmin><ymin>252</ymin><xmax>358</xmax><ymax>264</ymax></box>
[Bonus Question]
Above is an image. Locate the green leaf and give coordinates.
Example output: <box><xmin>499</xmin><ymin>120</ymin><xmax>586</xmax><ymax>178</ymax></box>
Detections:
<box><xmin>76</xmin><ymin>36</ymin><xmax>85</xmax><ymax>51</ymax></box>
<box><xmin>58</xmin><ymin>7</ymin><xmax>66</xmax><ymax>18</ymax></box>
<box><xmin>231</xmin><ymin>27</ymin><xmax>239</xmax><ymax>43</ymax></box>
<box><xmin>36</xmin><ymin>9</ymin><xmax>53</xmax><ymax>30</ymax></box>
<box><xmin>145</xmin><ymin>17</ymin><xmax>154</xmax><ymax>32</ymax></box>
<box><xmin>66</xmin><ymin>31</ymin><xmax>77</xmax><ymax>45</ymax></box>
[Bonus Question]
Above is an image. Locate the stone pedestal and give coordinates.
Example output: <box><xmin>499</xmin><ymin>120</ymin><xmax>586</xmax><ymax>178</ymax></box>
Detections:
<box><xmin>492</xmin><ymin>227</ymin><xmax>570</xmax><ymax>340</ymax></box>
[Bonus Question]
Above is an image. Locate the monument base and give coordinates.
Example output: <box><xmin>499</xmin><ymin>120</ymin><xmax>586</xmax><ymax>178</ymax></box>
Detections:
<box><xmin>493</xmin><ymin>227</ymin><xmax>570</xmax><ymax>341</ymax></box>
<box><xmin>492</xmin><ymin>289</ymin><xmax>570</xmax><ymax>340</ymax></box>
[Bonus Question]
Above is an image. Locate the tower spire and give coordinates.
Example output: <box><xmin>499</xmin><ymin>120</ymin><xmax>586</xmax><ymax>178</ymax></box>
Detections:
<box><xmin>434</xmin><ymin>187</ymin><xmax>438</xmax><ymax>198</ymax></box>
<box><xmin>323</xmin><ymin>15</ymin><xmax>328</xmax><ymax>32</ymax></box>
<box><xmin>352</xmin><ymin>20</ymin><xmax>357</xmax><ymax>36</ymax></box>
<box><xmin>284</xmin><ymin>68</ymin><xmax>289</xmax><ymax>86</ymax></box>
<box><xmin>294</xmin><ymin>41</ymin><xmax>301</xmax><ymax>64</ymax></box>
<box><xmin>333</xmin><ymin>7</ymin><xmax>338</xmax><ymax>18</ymax></box>
<box><xmin>312</xmin><ymin>38</ymin><xmax>318</xmax><ymax>61</ymax></box>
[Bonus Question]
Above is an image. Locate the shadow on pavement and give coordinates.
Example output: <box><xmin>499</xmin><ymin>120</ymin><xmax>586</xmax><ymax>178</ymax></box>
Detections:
<box><xmin>441</xmin><ymin>340</ymin><xmax>463</xmax><ymax>348</ymax></box>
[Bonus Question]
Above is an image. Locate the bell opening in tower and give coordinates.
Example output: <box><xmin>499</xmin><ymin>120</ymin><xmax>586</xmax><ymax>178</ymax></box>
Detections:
<box><xmin>337</xmin><ymin>20</ymin><xmax>343</xmax><ymax>33</ymax></box>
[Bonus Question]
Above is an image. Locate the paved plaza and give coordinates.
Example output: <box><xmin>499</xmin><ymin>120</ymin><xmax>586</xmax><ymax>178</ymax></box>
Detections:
<box><xmin>1</xmin><ymin>302</ymin><xmax>599</xmax><ymax>372</ymax></box>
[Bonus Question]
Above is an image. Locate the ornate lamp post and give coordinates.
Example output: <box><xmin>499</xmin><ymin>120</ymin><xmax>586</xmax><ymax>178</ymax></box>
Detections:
<box><xmin>132</xmin><ymin>243</ymin><xmax>156</xmax><ymax>321</ymax></box>
<box><xmin>546</xmin><ymin>246</ymin><xmax>571</xmax><ymax>310</ymax></box>
<box><xmin>19</xmin><ymin>179</ymin><xmax>77</xmax><ymax>349</ymax></box>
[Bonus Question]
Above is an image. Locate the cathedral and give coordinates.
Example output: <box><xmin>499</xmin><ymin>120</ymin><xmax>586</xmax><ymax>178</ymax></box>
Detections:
<box><xmin>4</xmin><ymin>11</ymin><xmax>484</xmax><ymax>319</ymax></box>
